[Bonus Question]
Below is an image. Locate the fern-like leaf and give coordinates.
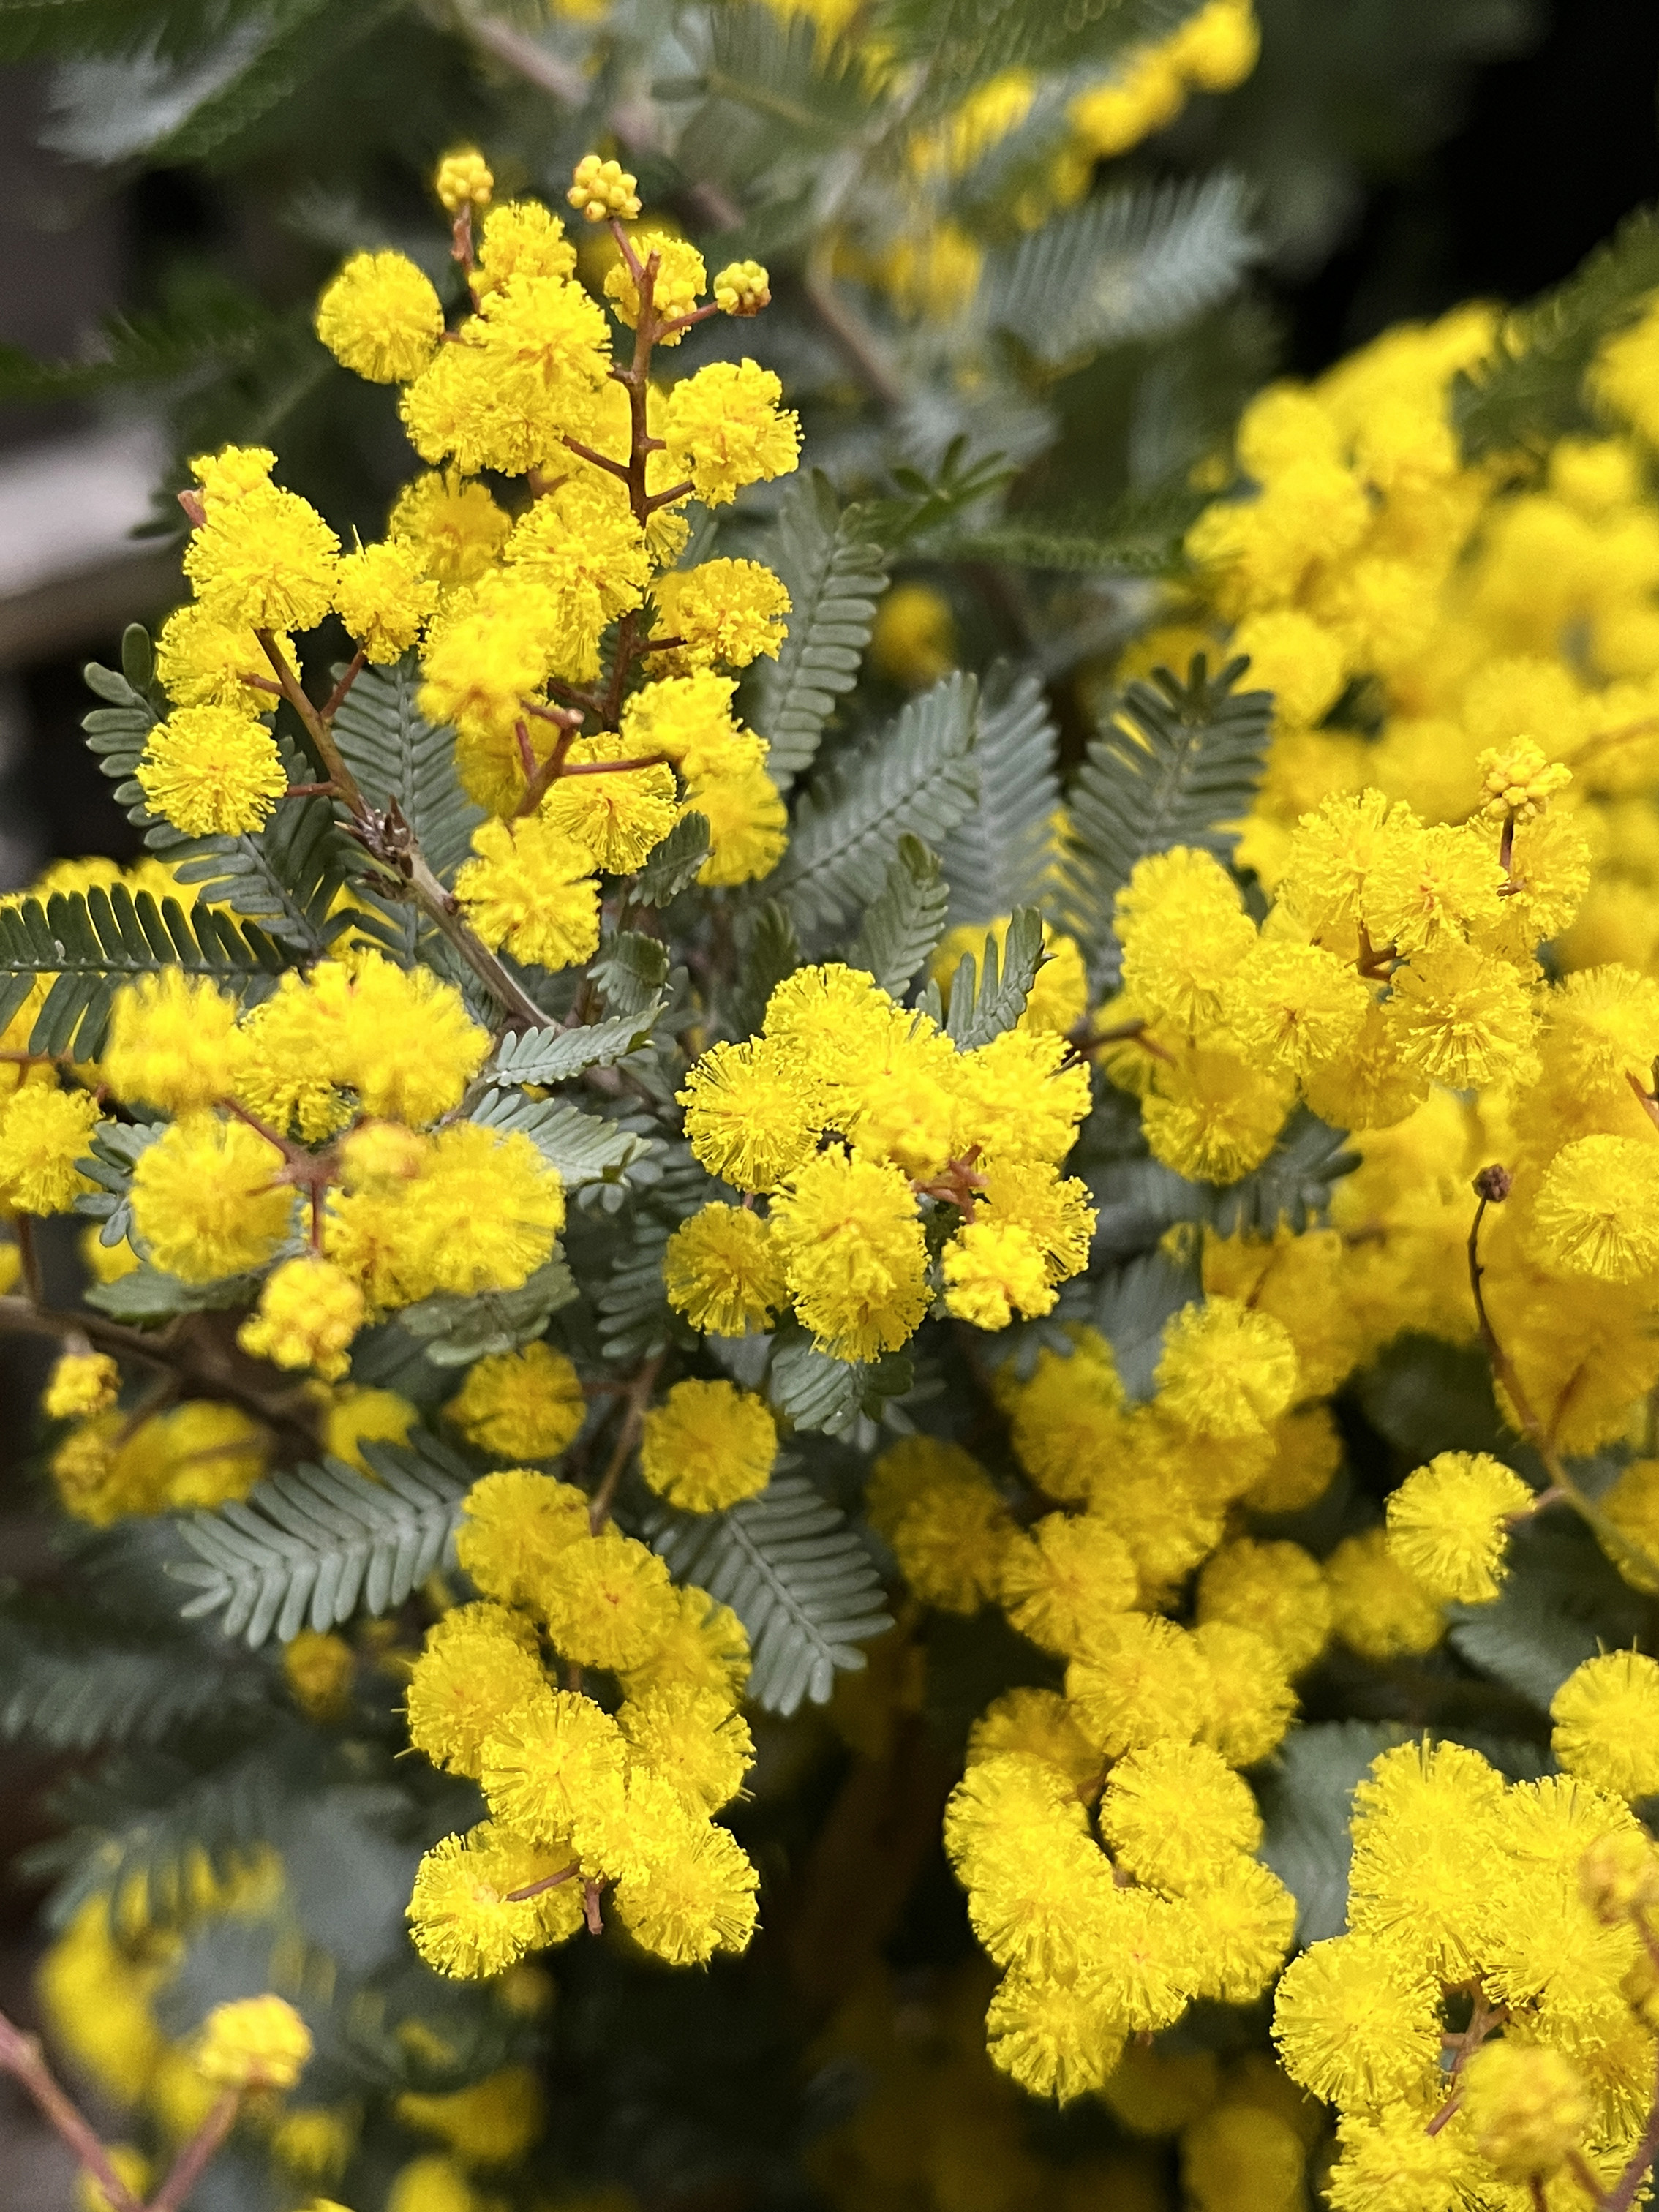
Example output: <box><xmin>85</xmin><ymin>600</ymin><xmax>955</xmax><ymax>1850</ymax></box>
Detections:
<box><xmin>1455</xmin><ymin>206</ymin><xmax>1659</xmax><ymax>458</ymax></box>
<box><xmin>0</xmin><ymin>885</ymin><xmax>282</xmax><ymax>1060</ymax></box>
<box><xmin>750</xmin><ymin>471</ymin><xmax>889</xmax><ymax>794</ymax></box>
<box><xmin>847</xmin><ymin>836</ymin><xmax>949</xmax><ymax>999</ymax></box>
<box><xmin>775</xmin><ymin>672</ymin><xmax>979</xmax><ymax>938</ymax></box>
<box><xmin>987</xmin><ymin>174</ymin><xmax>1255</xmax><ymax>366</ymax></box>
<box><xmin>731</xmin><ymin>900</ymin><xmax>801</xmax><ymax>1039</ymax></box>
<box><xmin>0</xmin><ymin>1603</ymin><xmax>268</xmax><ymax>1750</ymax></box>
<box><xmin>944</xmin><ymin>906</ymin><xmax>1043</xmax><ymax>1048</ymax></box>
<box><xmin>1209</xmin><ymin>1108</ymin><xmax>1358</xmax><ymax>1238</ymax></box>
<box><xmin>399</xmin><ymin>1257</ymin><xmax>579</xmax><ymax>1368</ymax></box>
<box><xmin>470</xmin><ymin>1091</ymin><xmax>658</xmax><ymax>1187</ymax></box>
<box><xmin>937</xmin><ymin>666</ymin><xmax>1059</xmax><ymax>927</ymax></box>
<box><xmin>651</xmin><ymin>1474</ymin><xmax>892</xmax><ymax>1715</ymax></box>
<box><xmin>485</xmin><ymin>1004</ymin><xmax>664</xmax><ymax>1088</ymax></box>
<box><xmin>170</xmin><ymin>1438</ymin><xmax>473</xmax><ymax>1647</ymax></box>
<box><xmin>634</xmin><ymin>813</ymin><xmax>711</xmax><ymax>906</ymax></box>
<box><xmin>1056</xmin><ymin>654</ymin><xmax>1271</xmax><ymax>973</ymax></box>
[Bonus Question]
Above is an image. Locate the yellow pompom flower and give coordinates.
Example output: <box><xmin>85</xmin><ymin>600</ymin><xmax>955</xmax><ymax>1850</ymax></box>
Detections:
<box><xmin>189</xmin><ymin>442</ymin><xmax>276</xmax><ymax>507</ymax></box>
<box><xmin>1140</xmin><ymin>1046</ymin><xmax>1291</xmax><ymax>1186</ymax></box>
<box><xmin>639</xmin><ymin>1378</ymin><xmax>778</xmax><ymax>1513</ymax></box>
<box><xmin>434</xmin><ymin>148</ymin><xmax>493</xmax><ymax>214</ymax></box>
<box><xmin>870</xmin><ymin>582</ymin><xmax>958</xmax><ymax>687</ymax></box>
<box><xmin>447</xmin><ymin>1344</ymin><xmax>586</xmax><ymax>1462</ymax></box>
<box><xmin>612</xmin><ymin>1815</ymin><xmax>760</xmax><ymax>1965</ymax></box>
<box><xmin>618</xmin><ymin>1584</ymin><xmax>750</xmax><ymax>1705</ymax></box>
<box><xmin>1203</xmin><ymin>1532</ymin><xmax>1329</xmax><ymax>1660</ymax></box>
<box><xmin>193</xmin><ymin>1994</ymin><xmax>312</xmax><ymax>2091</ymax></box>
<box><xmin>334</xmin><ymin>538</ymin><xmax>440</xmax><ymax>662</ymax></box>
<box><xmin>998</xmin><ymin>1513</ymin><xmax>1137</xmax><ymax>1655</ymax></box>
<box><xmin>389</xmin><ymin>470</ymin><xmax>511</xmax><ymax>591</ymax></box>
<box><xmin>1182</xmin><ymin>1857</ymin><xmax>1297</xmax><ymax>2004</ymax></box>
<box><xmin>770</xmin><ymin>1146</ymin><xmax>931</xmax><ymax>1361</ymax></box>
<box><xmin>541</xmin><ymin>1529</ymin><xmax>677</xmax><ymax>1671</ymax></box>
<box><xmin>650</xmin><ymin>560</ymin><xmax>791</xmax><ymax>672</ymax></box>
<box><xmin>1192</xmin><ymin>1620</ymin><xmax>1298</xmax><ymax>1768</ymax></box>
<box><xmin>1219</xmin><ymin>938</ymin><xmax>1372</xmax><ymax>1077</ymax></box>
<box><xmin>395</xmin><ymin>2066</ymin><xmax>543</xmax><ymax>2166</ymax></box>
<box><xmin>405</xmin><ymin>1603</ymin><xmax>547</xmax><ymax>1778</ymax></box>
<box><xmin>1324</xmin><ymin>1529</ymin><xmax>1443</xmax><ymax>1660</ymax></box>
<box><xmin>155</xmin><ymin>601</ymin><xmax>290</xmax><ymax>710</ymax></box>
<box><xmin>454</xmin><ymin>815</ymin><xmax>600</xmax><ymax>971</ymax></box>
<box><xmin>1099</xmin><ymin>1740</ymin><xmax>1262</xmax><ymax>1893</ymax></box>
<box><xmin>942</xmin><ymin>1218</ymin><xmax>1055</xmax><ymax>1328</ymax></box>
<box><xmin>663</xmin><ymin>1203</ymin><xmax>788</xmax><ymax>1336</ymax></box>
<box><xmin>456</xmin><ymin>1469</ymin><xmax>590</xmax><ymax>1605</ymax></box>
<box><xmin>1461</xmin><ymin>2040</ymin><xmax>1592</xmax><ymax>2183</ymax></box>
<box><xmin>712</xmin><ymin>260</ymin><xmax>770</xmax><ymax>315</ymax></box>
<box><xmin>238</xmin><ymin>1256</ymin><xmax>365</xmax><ymax>1380</ymax></box>
<box><xmin>540</xmin><ymin>737</ymin><xmax>680</xmax><ymax>873</ymax></box>
<box><xmin>282</xmin><ymin>1628</ymin><xmax>354</xmax><ymax>1720</ymax></box>
<box><xmin>42</xmin><ymin>1352</ymin><xmax>119</xmax><ymax>1421</ymax></box>
<box><xmin>1384</xmin><ymin>1451</ymin><xmax>1533</xmax><ymax>1604</ymax></box>
<box><xmin>129</xmin><ymin>1112</ymin><xmax>292</xmax><ymax>1283</ymax></box>
<box><xmin>1532</xmin><ymin>1133</ymin><xmax>1659</xmax><ymax>1281</ymax></box>
<box><xmin>661</xmin><ymin>358</ymin><xmax>800</xmax><ymax>507</ymax></box>
<box><xmin>678</xmin><ymin>1038</ymin><xmax>819</xmax><ymax>1193</ymax></box>
<box><xmin>618</xmin><ymin>1685</ymin><xmax>754</xmax><ymax>1813</ymax></box>
<box><xmin>407</xmin><ymin>1823</ymin><xmax>583</xmax><ymax>1980</ymax></box>
<box><xmin>183</xmin><ymin>480</ymin><xmax>340</xmax><ymax>631</ymax></box>
<box><xmin>1551</xmin><ymin>1650</ymin><xmax>1659</xmax><ymax>1800</ymax></box>
<box><xmin>567</xmin><ymin>152</ymin><xmax>641</xmax><ymax>223</ymax></box>
<box><xmin>1155</xmin><ymin>1297</ymin><xmax>1298</xmax><ymax>1439</ymax></box>
<box><xmin>1271</xmin><ymin>1931</ymin><xmax>1442</xmax><ymax>2108</ymax></box>
<box><xmin>688</xmin><ymin>761</ymin><xmax>789</xmax><ymax>886</ymax></box>
<box><xmin>984</xmin><ymin>1965</ymin><xmax>1128</xmax><ymax>2104</ymax></box>
<box><xmin>316</xmin><ymin>252</ymin><xmax>444</xmax><ymax>384</ymax></box>
<box><xmin>103</xmin><ymin>968</ymin><xmax>242</xmax><ymax>1114</ymax></box>
<box><xmin>1064</xmin><ymin>1614</ymin><xmax>1213</xmax><ymax>1757</ymax></box>
<box><xmin>480</xmin><ymin>1686</ymin><xmax>627</xmax><ymax>1840</ymax></box>
<box><xmin>475</xmin><ymin>200</ymin><xmax>576</xmax><ymax>291</ymax></box>
<box><xmin>0</xmin><ymin>1086</ymin><xmax>99</xmax><ymax>1214</ymax></box>
<box><xmin>604</xmin><ymin>231</ymin><xmax>706</xmax><ymax>338</ymax></box>
<box><xmin>136</xmin><ymin>704</ymin><xmax>286</xmax><ymax>836</ymax></box>
<box><xmin>966</xmin><ymin>1687</ymin><xmax>1102</xmax><ymax>1792</ymax></box>
<box><xmin>1384</xmin><ymin>939</ymin><xmax>1537</xmax><ymax>1088</ymax></box>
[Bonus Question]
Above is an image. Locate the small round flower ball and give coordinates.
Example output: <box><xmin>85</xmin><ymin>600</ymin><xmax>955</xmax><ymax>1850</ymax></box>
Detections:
<box><xmin>42</xmin><ymin>1352</ymin><xmax>119</xmax><ymax>1422</ymax></box>
<box><xmin>1154</xmin><ymin>1296</ymin><xmax>1298</xmax><ymax>1439</ymax></box>
<box><xmin>434</xmin><ymin>147</ymin><xmax>493</xmax><ymax>214</ymax></box>
<box><xmin>1551</xmin><ymin>1649</ymin><xmax>1659</xmax><ymax>1800</ymax></box>
<box><xmin>1532</xmin><ymin>1133</ymin><xmax>1659</xmax><ymax>1283</ymax></box>
<box><xmin>0</xmin><ymin>1086</ymin><xmax>100</xmax><ymax>1216</ymax></box>
<box><xmin>238</xmin><ymin>1255</ymin><xmax>365</xmax><ymax>1382</ymax></box>
<box><xmin>456</xmin><ymin>1467</ymin><xmax>590</xmax><ymax>1606</ymax></box>
<box><xmin>282</xmin><ymin>1628</ymin><xmax>354</xmax><ymax>1720</ymax></box>
<box><xmin>454</xmin><ymin>816</ymin><xmax>600</xmax><ymax>973</ymax></box>
<box><xmin>604</xmin><ymin>231</ymin><xmax>707</xmax><ymax>339</ymax></box>
<box><xmin>663</xmin><ymin>1203</ymin><xmax>787</xmax><ymax>1338</ymax></box>
<box><xmin>1460</xmin><ymin>2039</ymin><xmax>1592</xmax><ymax>2183</ymax></box>
<box><xmin>445</xmin><ymin>1344</ymin><xmax>586</xmax><ymax>1462</ymax></box>
<box><xmin>639</xmin><ymin>1379</ymin><xmax>777</xmax><ymax>1513</ymax></box>
<box><xmin>1385</xmin><ymin>1451</ymin><xmax>1532</xmax><ymax>1605</ymax></box>
<box><xmin>1325</xmin><ymin>1529</ymin><xmax>1443</xmax><ymax>1662</ymax></box>
<box><xmin>193</xmin><ymin>1994</ymin><xmax>312</xmax><ymax>2091</ymax></box>
<box><xmin>315</xmin><ymin>251</ymin><xmax>444</xmax><ymax>383</ymax></box>
<box><xmin>1099</xmin><ymin>1739</ymin><xmax>1263</xmax><ymax>1895</ymax></box>
<box><xmin>136</xmin><ymin>704</ymin><xmax>285</xmax><ymax>837</ymax></box>
<box><xmin>334</xmin><ymin>538</ymin><xmax>439</xmax><ymax>664</ymax></box>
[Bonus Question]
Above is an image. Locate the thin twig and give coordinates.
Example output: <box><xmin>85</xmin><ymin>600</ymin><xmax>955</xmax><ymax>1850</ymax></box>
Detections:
<box><xmin>0</xmin><ymin>2011</ymin><xmax>144</xmax><ymax>2212</ymax></box>
<box><xmin>588</xmin><ymin>1353</ymin><xmax>665</xmax><ymax>1533</ymax></box>
<box><xmin>505</xmin><ymin>1862</ymin><xmax>580</xmax><ymax>1903</ymax></box>
<box><xmin>148</xmin><ymin>2091</ymin><xmax>240</xmax><ymax>2212</ymax></box>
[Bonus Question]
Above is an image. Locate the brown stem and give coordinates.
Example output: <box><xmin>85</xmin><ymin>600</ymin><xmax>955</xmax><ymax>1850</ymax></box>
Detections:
<box><xmin>1570</xmin><ymin>2151</ymin><xmax>1606</xmax><ymax>2204</ymax></box>
<box><xmin>1065</xmin><ymin>1018</ymin><xmax>1174</xmax><ymax>1067</ymax></box>
<box><xmin>643</xmin><ymin>479</ymin><xmax>695</xmax><ymax>514</ymax></box>
<box><xmin>15</xmin><ymin>1215</ymin><xmax>44</xmax><ymax>1306</ymax></box>
<box><xmin>1500</xmin><ymin>807</ymin><xmax>1516</xmax><ymax>876</ymax></box>
<box><xmin>561</xmin><ymin>436</ymin><xmax>633</xmax><ymax>486</ymax></box>
<box><xmin>320</xmin><ymin>648</ymin><xmax>367</xmax><ymax>725</ymax></box>
<box><xmin>505</xmin><ymin>1863</ymin><xmax>580</xmax><ymax>1903</ymax></box>
<box><xmin>255</xmin><ymin>632</ymin><xmax>367</xmax><ymax>817</ymax></box>
<box><xmin>515</xmin><ymin>725</ymin><xmax>579</xmax><ymax>818</ymax></box>
<box><xmin>802</xmin><ymin>247</ymin><xmax>905</xmax><ymax>409</ymax></box>
<box><xmin>588</xmin><ymin>1353</ymin><xmax>664</xmax><ymax>1533</ymax></box>
<box><xmin>284</xmin><ymin>781</ymin><xmax>338</xmax><ymax>800</ymax></box>
<box><xmin>148</xmin><ymin>2090</ymin><xmax>240</xmax><ymax>2212</ymax></box>
<box><xmin>0</xmin><ymin>2010</ymin><xmax>143</xmax><ymax>2212</ymax></box>
<box><xmin>405</xmin><ymin>846</ymin><xmax>552</xmax><ymax>1029</ymax></box>
<box><xmin>583</xmin><ymin>1879</ymin><xmax>606</xmax><ymax>1935</ymax></box>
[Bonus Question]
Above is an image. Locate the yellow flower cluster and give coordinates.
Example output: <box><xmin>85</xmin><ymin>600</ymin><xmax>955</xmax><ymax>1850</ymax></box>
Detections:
<box><xmin>1274</xmin><ymin>1734</ymin><xmax>1659</xmax><ymax>2207</ymax></box>
<box><xmin>405</xmin><ymin>1470</ymin><xmax>759</xmax><ymax>1975</ymax></box>
<box><xmin>672</xmin><ymin>961</ymin><xmax>1097</xmax><ymax>1351</ymax></box>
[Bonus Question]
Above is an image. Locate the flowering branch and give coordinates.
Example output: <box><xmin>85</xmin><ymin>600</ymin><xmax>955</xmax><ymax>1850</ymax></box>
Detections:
<box><xmin>0</xmin><ymin>2009</ymin><xmax>146</xmax><ymax>2212</ymax></box>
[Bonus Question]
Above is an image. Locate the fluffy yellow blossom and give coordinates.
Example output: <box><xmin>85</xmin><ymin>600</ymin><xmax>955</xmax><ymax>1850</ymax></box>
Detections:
<box><xmin>639</xmin><ymin>1379</ymin><xmax>777</xmax><ymax>1513</ymax></box>
<box><xmin>0</xmin><ymin>1086</ymin><xmax>99</xmax><ymax>1214</ymax></box>
<box><xmin>770</xmin><ymin>1146</ymin><xmax>931</xmax><ymax>1359</ymax></box>
<box><xmin>316</xmin><ymin>252</ymin><xmax>444</xmax><ymax>383</ymax></box>
<box><xmin>678</xmin><ymin>1038</ymin><xmax>818</xmax><ymax>1193</ymax></box>
<box><xmin>447</xmin><ymin>1344</ymin><xmax>585</xmax><ymax>1462</ymax></box>
<box><xmin>407</xmin><ymin>1824</ymin><xmax>582</xmax><ymax>1979</ymax></box>
<box><xmin>661</xmin><ymin>359</ymin><xmax>800</xmax><ymax>507</ymax></box>
<box><xmin>870</xmin><ymin>582</ymin><xmax>958</xmax><ymax>688</ymax></box>
<box><xmin>42</xmin><ymin>1352</ymin><xmax>119</xmax><ymax>1421</ymax></box>
<box><xmin>1155</xmin><ymin>1298</ymin><xmax>1298</xmax><ymax>1439</ymax></box>
<box><xmin>103</xmin><ymin>969</ymin><xmax>242</xmax><ymax>1114</ymax></box>
<box><xmin>1461</xmin><ymin>2040</ymin><xmax>1592</xmax><ymax>2182</ymax></box>
<box><xmin>1385</xmin><ymin>1451</ymin><xmax>1533</xmax><ymax>1603</ymax></box>
<box><xmin>455</xmin><ymin>1469</ymin><xmax>589</xmax><ymax>1606</ymax></box>
<box><xmin>137</xmin><ymin>704</ymin><xmax>286</xmax><ymax>836</ymax></box>
<box><xmin>618</xmin><ymin>1686</ymin><xmax>753</xmax><ymax>1813</ymax></box>
<box><xmin>154</xmin><ymin>601</ymin><xmax>289</xmax><ymax>710</ymax></box>
<box><xmin>184</xmin><ymin>480</ymin><xmax>340</xmax><ymax>631</ymax></box>
<box><xmin>663</xmin><ymin>1203</ymin><xmax>787</xmax><ymax>1336</ymax></box>
<box><xmin>1272</xmin><ymin>1932</ymin><xmax>1442</xmax><ymax>2108</ymax></box>
<box><xmin>1532</xmin><ymin>1133</ymin><xmax>1659</xmax><ymax>1280</ymax></box>
<box><xmin>334</xmin><ymin>538</ymin><xmax>440</xmax><ymax>661</ymax></box>
<box><xmin>1195</xmin><ymin>1538</ymin><xmax>1332</xmax><ymax>1675</ymax></box>
<box><xmin>541</xmin><ymin>737</ymin><xmax>680</xmax><ymax>872</ymax></box>
<box><xmin>129</xmin><ymin>1112</ymin><xmax>291</xmax><ymax>1282</ymax></box>
<box><xmin>406</xmin><ymin>1603</ymin><xmax>548</xmax><ymax>1778</ymax></box>
<box><xmin>194</xmin><ymin>1995</ymin><xmax>312</xmax><ymax>2091</ymax></box>
<box><xmin>998</xmin><ymin>1513</ymin><xmax>1137</xmax><ymax>1654</ymax></box>
<box><xmin>454</xmin><ymin>816</ymin><xmax>600</xmax><ymax>970</ymax></box>
<box><xmin>540</xmin><ymin>1530</ymin><xmax>677</xmax><ymax>1671</ymax></box>
<box><xmin>1325</xmin><ymin>1529</ymin><xmax>1443</xmax><ymax>1660</ymax></box>
<box><xmin>650</xmin><ymin>560</ymin><xmax>790</xmax><ymax>672</ymax></box>
<box><xmin>389</xmin><ymin>470</ymin><xmax>511</xmax><ymax>590</ymax></box>
<box><xmin>604</xmin><ymin>231</ymin><xmax>706</xmax><ymax>337</ymax></box>
<box><xmin>1551</xmin><ymin>1651</ymin><xmax>1659</xmax><ymax>1800</ymax></box>
<box><xmin>238</xmin><ymin>1256</ymin><xmax>365</xmax><ymax>1380</ymax></box>
<box><xmin>283</xmin><ymin>1629</ymin><xmax>354</xmax><ymax>1720</ymax></box>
